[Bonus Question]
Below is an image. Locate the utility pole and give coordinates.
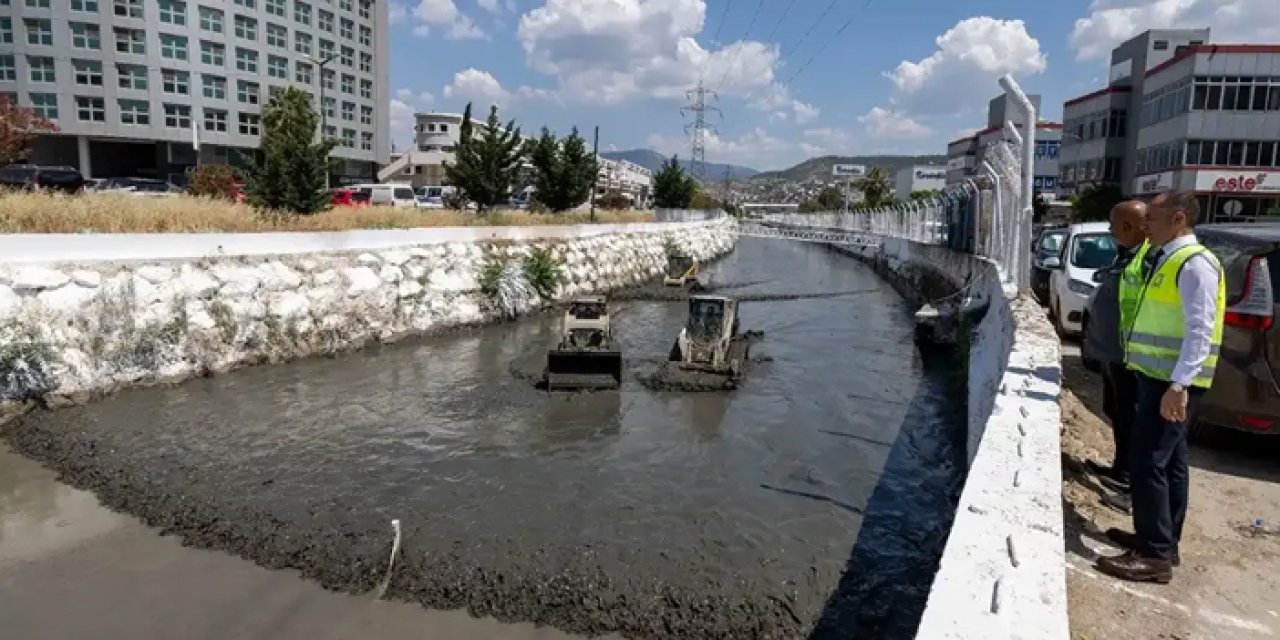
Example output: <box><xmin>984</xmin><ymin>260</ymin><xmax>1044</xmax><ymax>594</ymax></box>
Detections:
<box><xmin>681</xmin><ymin>81</ymin><xmax>720</xmax><ymax>183</ymax></box>
<box><xmin>589</xmin><ymin>125</ymin><xmax>598</xmax><ymax>222</ymax></box>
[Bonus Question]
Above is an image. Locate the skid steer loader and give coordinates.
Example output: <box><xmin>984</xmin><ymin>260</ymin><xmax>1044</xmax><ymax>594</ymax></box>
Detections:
<box><xmin>668</xmin><ymin>295</ymin><xmax>747</xmax><ymax>380</ymax></box>
<box><xmin>663</xmin><ymin>255</ymin><xmax>700</xmax><ymax>287</ymax></box>
<box><xmin>544</xmin><ymin>297</ymin><xmax>623</xmax><ymax>391</ymax></box>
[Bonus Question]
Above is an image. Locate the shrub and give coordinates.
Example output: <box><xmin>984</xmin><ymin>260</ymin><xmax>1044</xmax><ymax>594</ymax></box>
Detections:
<box><xmin>188</xmin><ymin>164</ymin><xmax>240</xmax><ymax>200</ymax></box>
<box><xmin>523</xmin><ymin>247</ymin><xmax>562</xmax><ymax>300</ymax></box>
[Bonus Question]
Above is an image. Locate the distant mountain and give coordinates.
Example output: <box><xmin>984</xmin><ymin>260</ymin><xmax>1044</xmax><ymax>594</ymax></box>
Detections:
<box><xmin>600</xmin><ymin>149</ymin><xmax>760</xmax><ymax>181</ymax></box>
<box><xmin>750</xmin><ymin>155</ymin><xmax>948</xmax><ymax>183</ymax></box>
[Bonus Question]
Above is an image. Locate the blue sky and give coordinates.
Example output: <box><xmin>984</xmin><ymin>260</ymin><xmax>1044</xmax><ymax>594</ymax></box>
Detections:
<box><xmin>386</xmin><ymin>0</ymin><xmax>1279</xmax><ymax>170</ymax></box>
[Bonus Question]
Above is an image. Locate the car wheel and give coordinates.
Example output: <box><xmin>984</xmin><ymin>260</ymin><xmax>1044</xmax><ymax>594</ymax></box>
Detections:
<box><xmin>1053</xmin><ymin>299</ymin><xmax>1069</xmax><ymax>339</ymax></box>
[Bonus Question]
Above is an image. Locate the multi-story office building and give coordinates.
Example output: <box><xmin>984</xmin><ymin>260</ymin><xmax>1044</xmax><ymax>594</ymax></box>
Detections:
<box><xmin>894</xmin><ymin>164</ymin><xmax>946</xmax><ymax>200</ymax></box>
<box><xmin>1062</xmin><ymin>29</ymin><xmax>1280</xmax><ymax>221</ymax></box>
<box><xmin>946</xmin><ymin>93</ymin><xmax>1062</xmax><ymax>195</ymax></box>
<box><xmin>0</xmin><ymin>0</ymin><xmax>390</xmax><ymax>183</ymax></box>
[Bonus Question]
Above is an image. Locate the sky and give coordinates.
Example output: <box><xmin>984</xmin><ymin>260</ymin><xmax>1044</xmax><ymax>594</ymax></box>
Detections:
<box><xmin>386</xmin><ymin>0</ymin><xmax>1280</xmax><ymax>171</ymax></box>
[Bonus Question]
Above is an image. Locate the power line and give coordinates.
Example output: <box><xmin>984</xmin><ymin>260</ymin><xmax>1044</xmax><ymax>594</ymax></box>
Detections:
<box><xmin>761</xmin><ymin>0</ymin><xmax>799</xmax><ymax>45</ymax></box>
<box><xmin>782</xmin><ymin>0</ymin><xmax>874</xmax><ymax>88</ymax></box>
<box><xmin>779</xmin><ymin>0</ymin><xmax>841</xmax><ymax>61</ymax></box>
<box><xmin>715</xmin><ymin>0</ymin><xmax>765</xmax><ymax>92</ymax></box>
<box><xmin>698</xmin><ymin>0</ymin><xmax>735</xmax><ymax>82</ymax></box>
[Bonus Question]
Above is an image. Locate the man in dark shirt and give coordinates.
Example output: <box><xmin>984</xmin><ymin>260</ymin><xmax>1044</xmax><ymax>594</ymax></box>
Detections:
<box><xmin>1082</xmin><ymin>200</ymin><xmax>1148</xmax><ymax>508</ymax></box>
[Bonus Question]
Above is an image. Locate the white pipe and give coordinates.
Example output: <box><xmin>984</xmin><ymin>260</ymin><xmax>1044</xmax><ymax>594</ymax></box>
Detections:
<box><xmin>965</xmin><ymin>178</ymin><xmax>981</xmax><ymax>253</ymax></box>
<box><xmin>1003</xmin><ymin>120</ymin><xmax>1023</xmax><ymax>148</ymax></box>
<box><xmin>1000</xmin><ymin>73</ymin><xmax>1037</xmax><ymax>292</ymax></box>
<box><xmin>981</xmin><ymin>161</ymin><xmax>1005</xmax><ymax>280</ymax></box>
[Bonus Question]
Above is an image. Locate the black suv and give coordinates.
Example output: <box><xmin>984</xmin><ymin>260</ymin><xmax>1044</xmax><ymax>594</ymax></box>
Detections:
<box><xmin>0</xmin><ymin>165</ymin><xmax>87</xmax><ymax>194</ymax></box>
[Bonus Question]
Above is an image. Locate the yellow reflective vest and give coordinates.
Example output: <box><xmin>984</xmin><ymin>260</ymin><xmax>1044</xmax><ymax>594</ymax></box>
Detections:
<box><xmin>1123</xmin><ymin>242</ymin><xmax>1226</xmax><ymax>389</ymax></box>
<box><xmin>1117</xmin><ymin>240</ymin><xmax>1151</xmax><ymax>342</ymax></box>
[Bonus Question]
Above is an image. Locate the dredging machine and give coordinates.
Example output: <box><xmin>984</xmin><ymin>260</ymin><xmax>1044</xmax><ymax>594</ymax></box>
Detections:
<box><xmin>543</xmin><ymin>297</ymin><xmax>623</xmax><ymax>391</ymax></box>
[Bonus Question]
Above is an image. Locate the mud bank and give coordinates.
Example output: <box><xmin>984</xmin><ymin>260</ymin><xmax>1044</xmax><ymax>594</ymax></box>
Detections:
<box><xmin>0</xmin><ymin>219</ymin><xmax>735</xmax><ymax>410</ymax></box>
<box><xmin>2</xmin><ymin>238</ymin><xmax>966</xmax><ymax>639</ymax></box>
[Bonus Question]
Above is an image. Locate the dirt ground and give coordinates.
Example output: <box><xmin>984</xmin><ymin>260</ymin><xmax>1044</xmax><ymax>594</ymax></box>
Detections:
<box><xmin>1059</xmin><ymin>342</ymin><xmax>1280</xmax><ymax>640</ymax></box>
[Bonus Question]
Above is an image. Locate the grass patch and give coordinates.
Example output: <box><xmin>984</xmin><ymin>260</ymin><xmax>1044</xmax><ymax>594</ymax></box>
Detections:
<box><xmin>0</xmin><ymin>193</ymin><xmax>656</xmax><ymax>234</ymax></box>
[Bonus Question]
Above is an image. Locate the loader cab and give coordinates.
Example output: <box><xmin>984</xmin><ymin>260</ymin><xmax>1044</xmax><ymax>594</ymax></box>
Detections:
<box><xmin>668</xmin><ymin>255</ymin><xmax>695</xmax><ymax>279</ymax></box>
<box><xmin>569</xmin><ymin>299</ymin><xmax>606</xmax><ymax>320</ymax></box>
<box><xmin>687</xmin><ymin>296</ymin><xmax>735</xmax><ymax>341</ymax></box>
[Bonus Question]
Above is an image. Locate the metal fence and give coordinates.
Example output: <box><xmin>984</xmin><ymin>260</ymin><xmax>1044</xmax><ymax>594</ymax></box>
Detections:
<box><xmin>763</xmin><ymin>74</ymin><xmax>1037</xmax><ymax>293</ymax></box>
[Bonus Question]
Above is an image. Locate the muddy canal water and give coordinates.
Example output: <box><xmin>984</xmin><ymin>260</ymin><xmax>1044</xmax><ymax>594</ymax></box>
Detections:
<box><xmin>3</xmin><ymin>238</ymin><xmax>965</xmax><ymax>639</ymax></box>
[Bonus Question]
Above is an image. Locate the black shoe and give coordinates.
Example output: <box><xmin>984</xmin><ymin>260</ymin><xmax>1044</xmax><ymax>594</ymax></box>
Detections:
<box><xmin>1099</xmin><ymin>473</ymin><xmax>1131</xmax><ymax>494</ymax></box>
<box><xmin>1105</xmin><ymin>528</ymin><xmax>1180</xmax><ymax>567</ymax></box>
<box><xmin>1095</xmin><ymin>550</ymin><xmax>1173</xmax><ymax>584</ymax></box>
<box><xmin>1102</xmin><ymin>490</ymin><xmax>1132</xmax><ymax>515</ymax></box>
<box><xmin>1084</xmin><ymin>459</ymin><xmax>1115</xmax><ymax>477</ymax></box>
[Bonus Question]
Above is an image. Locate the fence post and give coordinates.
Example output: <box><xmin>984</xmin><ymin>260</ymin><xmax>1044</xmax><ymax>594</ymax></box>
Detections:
<box><xmin>1000</xmin><ymin>73</ymin><xmax>1036</xmax><ymax>294</ymax></box>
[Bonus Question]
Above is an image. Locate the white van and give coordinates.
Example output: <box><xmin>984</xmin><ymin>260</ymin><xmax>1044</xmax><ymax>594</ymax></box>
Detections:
<box><xmin>415</xmin><ymin>185</ymin><xmax>451</xmax><ymax>209</ymax></box>
<box><xmin>353</xmin><ymin>183</ymin><xmax>417</xmax><ymax>207</ymax></box>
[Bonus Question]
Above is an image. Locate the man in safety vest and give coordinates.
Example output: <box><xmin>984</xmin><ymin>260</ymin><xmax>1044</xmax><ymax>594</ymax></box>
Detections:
<box><xmin>1095</xmin><ymin>191</ymin><xmax>1225</xmax><ymax>584</ymax></box>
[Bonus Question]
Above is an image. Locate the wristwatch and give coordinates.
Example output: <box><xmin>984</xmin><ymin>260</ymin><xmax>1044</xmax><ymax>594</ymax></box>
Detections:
<box><xmin>1169</xmin><ymin>383</ymin><xmax>1186</xmax><ymax>393</ymax></box>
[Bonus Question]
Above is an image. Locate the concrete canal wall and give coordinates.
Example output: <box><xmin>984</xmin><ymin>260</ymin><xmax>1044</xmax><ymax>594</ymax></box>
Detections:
<box><xmin>0</xmin><ymin>218</ymin><xmax>735</xmax><ymax>409</ymax></box>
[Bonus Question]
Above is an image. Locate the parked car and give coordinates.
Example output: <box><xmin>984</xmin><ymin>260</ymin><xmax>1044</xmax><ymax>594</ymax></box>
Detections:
<box><xmin>330</xmin><ymin>186</ymin><xmax>372</xmax><ymax>207</ymax></box>
<box><xmin>352</xmin><ymin>183</ymin><xmax>417</xmax><ymax>207</ymax></box>
<box><xmin>1048</xmin><ymin>222</ymin><xmax>1116</xmax><ymax>336</ymax></box>
<box><xmin>0</xmin><ymin>164</ymin><xmax>86</xmax><ymax>194</ymax></box>
<box><xmin>1031</xmin><ymin>225</ymin><xmax>1068</xmax><ymax>303</ymax></box>
<box><xmin>95</xmin><ymin>177</ymin><xmax>183</xmax><ymax>196</ymax></box>
<box><xmin>415</xmin><ymin>185</ymin><xmax>449</xmax><ymax>209</ymax></box>
<box><xmin>83</xmin><ymin>178</ymin><xmax>106</xmax><ymax>191</ymax></box>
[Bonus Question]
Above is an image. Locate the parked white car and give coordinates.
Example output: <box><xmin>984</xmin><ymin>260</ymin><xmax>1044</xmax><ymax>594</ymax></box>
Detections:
<box><xmin>353</xmin><ymin>183</ymin><xmax>417</xmax><ymax>207</ymax></box>
<box><xmin>415</xmin><ymin>185</ymin><xmax>450</xmax><ymax>209</ymax></box>
<box><xmin>95</xmin><ymin>177</ymin><xmax>182</xmax><ymax>197</ymax></box>
<box><xmin>1047</xmin><ymin>221</ymin><xmax>1118</xmax><ymax>336</ymax></box>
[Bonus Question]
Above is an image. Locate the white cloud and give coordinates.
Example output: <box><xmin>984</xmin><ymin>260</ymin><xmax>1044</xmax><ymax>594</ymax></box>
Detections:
<box><xmin>858</xmin><ymin>107</ymin><xmax>932</xmax><ymax>139</ymax></box>
<box><xmin>441</xmin><ymin>68</ymin><xmax>553</xmax><ymax>108</ymax></box>
<box><xmin>389</xmin><ymin>2</ymin><xmax>408</xmax><ymax>25</ymax></box>
<box><xmin>792</xmin><ymin>101</ymin><xmax>820</xmax><ymax>124</ymax></box>
<box><xmin>516</xmin><ymin>0</ymin><xmax>781</xmax><ymax>105</ymax></box>
<box><xmin>410</xmin><ymin>0</ymin><xmax>485</xmax><ymax>39</ymax></box>
<box><xmin>885</xmin><ymin>16</ymin><xmax>1047</xmax><ymax>116</ymax></box>
<box><xmin>389</xmin><ymin>89</ymin><xmax>437</xmax><ymax>151</ymax></box>
<box><xmin>476</xmin><ymin>0</ymin><xmax>500</xmax><ymax>12</ymax></box>
<box><xmin>1070</xmin><ymin>0</ymin><xmax>1280</xmax><ymax>60</ymax></box>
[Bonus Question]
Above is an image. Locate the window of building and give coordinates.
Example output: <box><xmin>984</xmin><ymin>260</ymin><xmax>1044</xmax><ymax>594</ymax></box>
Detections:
<box><xmin>73</xmin><ymin>59</ymin><xmax>102</xmax><ymax>86</ymax></box>
<box><xmin>76</xmin><ymin>96</ymin><xmax>105</xmax><ymax>122</ymax></box>
<box><xmin>359</xmin><ymin>52</ymin><xmax>371</xmax><ymax>73</ymax></box>
<box><xmin>295</xmin><ymin>60</ymin><xmax>312</xmax><ymax>84</ymax></box>
<box><xmin>0</xmin><ymin>19</ymin><xmax>11</xmax><ymax>45</ymax></box>
<box><xmin>1153</xmin><ymin>40</ymin><xmax>1168</xmax><ymax>51</ymax></box>
<box><xmin>321</xmin><ymin>68</ymin><xmax>335</xmax><ymax>90</ymax></box>
<box><xmin>202</xmin><ymin>74</ymin><xmax>226</xmax><ymax>99</ymax></box>
<box><xmin>338</xmin><ymin>0</ymin><xmax>350</xmax><ymax>11</ymax></box>
<box><xmin>323</xmin><ymin>124</ymin><xmax>335</xmax><ymax>138</ymax></box>
<box><xmin>203</xmin><ymin>107</ymin><xmax>228</xmax><ymax>131</ymax></box>
<box><xmin>234</xmin><ymin>15</ymin><xmax>257</xmax><ymax>40</ymax></box>
<box><xmin>30</xmin><ymin>93</ymin><xmax>57</xmax><ymax>119</ymax></box>
<box><xmin>360</xmin><ymin>78</ymin><xmax>371</xmax><ymax>99</ymax></box>
<box><xmin>70</xmin><ymin>0</ymin><xmax>97</xmax><ymax>11</ymax></box>
<box><xmin>26</xmin><ymin>19</ymin><xmax>53</xmax><ymax>46</ymax></box>
<box><xmin>341</xmin><ymin>101</ymin><xmax>354</xmax><ymax>121</ymax></box>
<box><xmin>322</xmin><ymin>96</ymin><xmax>335</xmax><ymax>118</ymax></box>
<box><xmin>0</xmin><ymin>55</ymin><xmax>13</xmax><ymax>82</ymax></box>
<box><xmin>238</xmin><ymin>112</ymin><xmax>260</xmax><ymax>135</ymax></box>
<box><xmin>267</xmin><ymin>54</ymin><xmax>287</xmax><ymax>79</ymax></box>
<box><xmin>113</xmin><ymin>0</ymin><xmax>143</xmax><ymax>17</ymax></box>
<box><xmin>200</xmin><ymin>6</ymin><xmax>224</xmax><ymax>32</ymax></box>
<box><xmin>359</xmin><ymin>104</ymin><xmax>371</xmax><ymax>125</ymax></box>
<box><xmin>1262</xmin><ymin>142</ymin><xmax>1279</xmax><ymax>168</ymax></box>
<box><xmin>318</xmin><ymin>10</ymin><xmax>333</xmax><ymax>32</ymax></box>
<box><xmin>237</xmin><ymin>79</ymin><xmax>259</xmax><ymax>105</ymax></box>
<box><xmin>341</xmin><ymin>73</ymin><xmax>354</xmax><ymax>94</ymax></box>
<box><xmin>164</xmin><ymin>103</ymin><xmax>191</xmax><ymax>128</ymax></box>
<box><xmin>295</xmin><ymin>1</ymin><xmax>311</xmax><ymax>25</ymax></box>
<box><xmin>118</xmin><ymin>99</ymin><xmax>149</xmax><ymax>125</ymax></box>
<box><xmin>161</xmin><ymin>34</ymin><xmax>188</xmax><ymax>60</ymax></box>
<box><xmin>265</xmin><ymin>0</ymin><xmax>285</xmax><ymax>16</ymax></box>
<box><xmin>162</xmin><ymin>69</ymin><xmax>190</xmax><ymax>95</ymax></box>
<box><xmin>358</xmin><ymin>24</ymin><xmax>371</xmax><ymax>47</ymax></box>
<box><xmin>201</xmin><ymin>40</ymin><xmax>225</xmax><ymax>65</ymax></box>
<box><xmin>233</xmin><ymin>0</ymin><xmax>254</xmax><ymax>8</ymax></box>
<box><xmin>358</xmin><ymin>0</ymin><xmax>369</xmax><ymax>19</ymax></box>
<box><xmin>440</xmin><ymin>124</ymin><xmax>448</xmax><ymax>132</ymax></box>
<box><xmin>341</xmin><ymin>128</ymin><xmax>355</xmax><ymax>147</ymax></box>
<box><xmin>115</xmin><ymin>27</ymin><xmax>145</xmax><ymax>54</ymax></box>
<box><xmin>235</xmin><ymin>48</ymin><xmax>258</xmax><ymax>73</ymax></box>
<box><xmin>27</xmin><ymin>56</ymin><xmax>55</xmax><ymax>83</ymax></box>
<box><xmin>160</xmin><ymin>0</ymin><xmax>187</xmax><ymax>24</ymax></box>
<box><xmin>339</xmin><ymin>17</ymin><xmax>353</xmax><ymax>39</ymax></box>
<box><xmin>70</xmin><ymin>22</ymin><xmax>100</xmax><ymax>49</ymax></box>
<box><xmin>266</xmin><ymin>23</ymin><xmax>287</xmax><ymax>48</ymax></box>
<box><xmin>267</xmin><ymin>85</ymin><xmax>283</xmax><ymax>99</ymax></box>
<box><xmin>339</xmin><ymin>46</ymin><xmax>353</xmax><ymax>67</ymax></box>
<box><xmin>295</xmin><ymin>31</ymin><xmax>312</xmax><ymax>55</ymax></box>
<box><xmin>117</xmin><ymin>63</ymin><xmax>147</xmax><ymax>90</ymax></box>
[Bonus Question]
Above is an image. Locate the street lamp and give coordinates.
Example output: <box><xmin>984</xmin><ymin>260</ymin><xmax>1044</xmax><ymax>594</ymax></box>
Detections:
<box><xmin>307</xmin><ymin>54</ymin><xmax>338</xmax><ymax>189</ymax></box>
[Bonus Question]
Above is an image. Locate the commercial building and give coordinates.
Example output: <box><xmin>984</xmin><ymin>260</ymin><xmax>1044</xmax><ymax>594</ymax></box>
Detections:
<box><xmin>894</xmin><ymin>164</ymin><xmax>946</xmax><ymax>200</ymax></box>
<box><xmin>1</xmin><ymin>0</ymin><xmax>390</xmax><ymax>183</ymax></box>
<box><xmin>380</xmin><ymin>111</ymin><xmax>652</xmax><ymax>205</ymax></box>
<box><xmin>946</xmin><ymin>93</ymin><xmax>1062</xmax><ymax>195</ymax></box>
<box><xmin>1061</xmin><ymin>29</ymin><xmax>1280</xmax><ymax>221</ymax></box>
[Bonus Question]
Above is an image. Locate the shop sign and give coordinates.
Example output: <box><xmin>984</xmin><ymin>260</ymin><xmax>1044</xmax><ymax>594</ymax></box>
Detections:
<box><xmin>1132</xmin><ymin>171</ymin><xmax>1173</xmax><ymax>195</ymax></box>
<box><xmin>1197</xmin><ymin>170</ymin><xmax>1280</xmax><ymax>193</ymax></box>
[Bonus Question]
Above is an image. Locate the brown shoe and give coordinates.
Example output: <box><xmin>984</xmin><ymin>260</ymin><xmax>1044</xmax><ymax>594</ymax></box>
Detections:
<box><xmin>1104</xmin><ymin>528</ymin><xmax>1180</xmax><ymax>567</ymax></box>
<box><xmin>1095</xmin><ymin>550</ymin><xmax>1173</xmax><ymax>584</ymax></box>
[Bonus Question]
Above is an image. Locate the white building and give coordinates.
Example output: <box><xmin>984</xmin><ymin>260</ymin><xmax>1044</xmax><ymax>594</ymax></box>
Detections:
<box><xmin>895</xmin><ymin>165</ymin><xmax>947</xmax><ymax>199</ymax></box>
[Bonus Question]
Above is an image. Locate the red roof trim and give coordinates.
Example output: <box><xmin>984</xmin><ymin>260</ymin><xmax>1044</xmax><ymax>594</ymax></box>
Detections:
<box><xmin>1145</xmin><ymin>44</ymin><xmax>1280</xmax><ymax>79</ymax></box>
<box><xmin>1064</xmin><ymin>86</ymin><xmax>1132</xmax><ymax>108</ymax></box>
<box><xmin>949</xmin><ymin>121</ymin><xmax>1062</xmax><ymax>147</ymax></box>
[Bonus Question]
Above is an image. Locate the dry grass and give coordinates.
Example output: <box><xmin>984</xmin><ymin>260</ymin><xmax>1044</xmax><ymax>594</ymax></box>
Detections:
<box><xmin>0</xmin><ymin>193</ymin><xmax>655</xmax><ymax>233</ymax></box>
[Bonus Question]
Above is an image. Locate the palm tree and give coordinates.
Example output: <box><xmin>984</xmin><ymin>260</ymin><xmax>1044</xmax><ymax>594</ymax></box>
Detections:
<box><xmin>855</xmin><ymin>167</ymin><xmax>894</xmax><ymax>209</ymax></box>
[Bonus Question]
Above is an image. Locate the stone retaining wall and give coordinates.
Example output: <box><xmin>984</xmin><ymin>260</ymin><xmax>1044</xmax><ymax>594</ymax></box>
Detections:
<box><xmin>0</xmin><ymin>218</ymin><xmax>735</xmax><ymax>408</ymax></box>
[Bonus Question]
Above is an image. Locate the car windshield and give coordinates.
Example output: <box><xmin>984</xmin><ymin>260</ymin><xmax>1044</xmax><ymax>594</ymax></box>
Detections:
<box><xmin>1070</xmin><ymin>233</ymin><xmax>1117</xmax><ymax>270</ymax></box>
<box><xmin>1039</xmin><ymin>231</ymin><xmax>1066</xmax><ymax>254</ymax></box>
<box><xmin>350</xmin><ymin>189</ymin><xmax>371</xmax><ymax>202</ymax></box>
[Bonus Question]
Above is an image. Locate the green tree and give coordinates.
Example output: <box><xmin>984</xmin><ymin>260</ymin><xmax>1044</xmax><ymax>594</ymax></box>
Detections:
<box><xmin>799</xmin><ymin>186</ymin><xmax>845</xmax><ymax>213</ymax></box>
<box><xmin>241</xmin><ymin>87</ymin><xmax>335</xmax><ymax>214</ymax></box>
<box><xmin>854</xmin><ymin>167</ymin><xmax>893</xmax><ymax>209</ymax></box>
<box><xmin>445</xmin><ymin>103</ymin><xmax>524</xmax><ymax>212</ymax></box>
<box><xmin>910</xmin><ymin>189</ymin><xmax>941</xmax><ymax>201</ymax></box>
<box><xmin>526</xmin><ymin>127</ymin><xmax>598</xmax><ymax>212</ymax></box>
<box><xmin>1071</xmin><ymin>184</ymin><xmax>1123</xmax><ymax>222</ymax></box>
<box><xmin>653</xmin><ymin>155</ymin><xmax>696</xmax><ymax>208</ymax></box>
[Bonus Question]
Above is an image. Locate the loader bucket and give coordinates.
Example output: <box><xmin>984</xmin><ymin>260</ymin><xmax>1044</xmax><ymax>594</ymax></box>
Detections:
<box><xmin>545</xmin><ymin>349</ymin><xmax>623</xmax><ymax>390</ymax></box>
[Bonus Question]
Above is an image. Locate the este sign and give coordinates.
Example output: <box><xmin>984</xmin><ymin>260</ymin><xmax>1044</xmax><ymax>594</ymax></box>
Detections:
<box><xmin>1197</xmin><ymin>170</ymin><xmax>1280</xmax><ymax>193</ymax></box>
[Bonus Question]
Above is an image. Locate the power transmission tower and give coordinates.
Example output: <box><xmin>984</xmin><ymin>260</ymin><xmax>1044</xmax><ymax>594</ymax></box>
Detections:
<box><xmin>681</xmin><ymin>81</ymin><xmax>720</xmax><ymax>183</ymax></box>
